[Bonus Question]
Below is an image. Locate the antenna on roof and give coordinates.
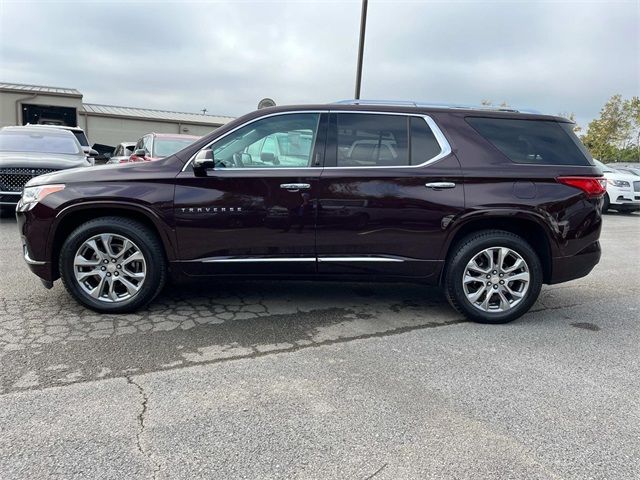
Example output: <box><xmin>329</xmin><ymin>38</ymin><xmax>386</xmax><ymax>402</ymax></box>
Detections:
<box><xmin>258</xmin><ymin>98</ymin><xmax>276</xmax><ymax>109</ymax></box>
<box><xmin>201</xmin><ymin>108</ymin><xmax>207</xmax><ymax>115</ymax></box>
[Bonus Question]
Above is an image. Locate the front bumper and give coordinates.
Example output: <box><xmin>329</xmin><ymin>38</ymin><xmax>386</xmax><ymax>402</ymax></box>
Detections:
<box><xmin>16</xmin><ymin>207</ymin><xmax>56</xmax><ymax>283</ymax></box>
<box><xmin>607</xmin><ymin>186</ymin><xmax>640</xmax><ymax>207</ymax></box>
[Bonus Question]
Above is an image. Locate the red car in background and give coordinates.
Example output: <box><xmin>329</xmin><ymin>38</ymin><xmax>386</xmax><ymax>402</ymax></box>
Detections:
<box><xmin>127</xmin><ymin>132</ymin><xmax>200</xmax><ymax>162</ymax></box>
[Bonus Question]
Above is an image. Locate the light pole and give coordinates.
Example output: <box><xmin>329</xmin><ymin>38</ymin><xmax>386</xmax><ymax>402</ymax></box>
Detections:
<box><xmin>354</xmin><ymin>0</ymin><xmax>368</xmax><ymax>100</ymax></box>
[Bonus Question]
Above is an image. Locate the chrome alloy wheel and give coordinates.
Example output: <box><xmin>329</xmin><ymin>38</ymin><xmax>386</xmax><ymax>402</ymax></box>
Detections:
<box><xmin>462</xmin><ymin>247</ymin><xmax>530</xmax><ymax>313</ymax></box>
<box><xmin>73</xmin><ymin>233</ymin><xmax>147</xmax><ymax>303</ymax></box>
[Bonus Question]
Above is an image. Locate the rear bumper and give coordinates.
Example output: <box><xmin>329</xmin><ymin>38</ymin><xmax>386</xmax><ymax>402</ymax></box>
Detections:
<box><xmin>549</xmin><ymin>241</ymin><xmax>601</xmax><ymax>284</ymax></box>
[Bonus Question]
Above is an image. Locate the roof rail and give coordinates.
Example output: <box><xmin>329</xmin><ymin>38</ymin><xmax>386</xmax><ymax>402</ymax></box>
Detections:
<box><xmin>333</xmin><ymin>99</ymin><xmax>540</xmax><ymax>114</ymax></box>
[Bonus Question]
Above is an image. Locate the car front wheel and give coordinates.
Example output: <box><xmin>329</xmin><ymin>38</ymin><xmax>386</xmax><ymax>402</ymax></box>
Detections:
<box><xmin>59</xmin><ymin>217</ymin><xmax>167</xmax><ymax>313</ymax></box>
<box><xmin>444</xmin><ymin>230</ymin><xmax>543</xmax><ymax>324</ymax></box>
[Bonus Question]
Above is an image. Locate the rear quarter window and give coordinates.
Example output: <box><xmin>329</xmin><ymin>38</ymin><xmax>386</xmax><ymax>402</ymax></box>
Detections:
<box><xmin>466</xmin><ymin>117</ymin><xmax>593</xmax><ymax>166</ymax></box>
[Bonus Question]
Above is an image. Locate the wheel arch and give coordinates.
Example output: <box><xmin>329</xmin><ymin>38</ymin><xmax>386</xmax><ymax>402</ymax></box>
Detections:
<box><xmin>441</xmin><ymin>212</ymin><xmax>554</xmax><ymax>284</ymax></box>
<box><xmin>50</xmin><ymin>202</ymin><xmax>175</xmax><ymax>279</ymax></box>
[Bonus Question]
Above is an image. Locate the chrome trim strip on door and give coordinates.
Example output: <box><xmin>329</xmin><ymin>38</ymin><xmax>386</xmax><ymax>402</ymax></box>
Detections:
<box><xmin>183</xmin><ymin>257</ymin><xmax>317</xmax><ymax>263</ymax></box>
<box><xmin>317</xmin><ymin>256</ymin><xmax>405</xmax><ymax>263</ymax></box>
<box><xmin>180</xmin><ymin>255</ymin><xmax>409</xmax><ymax>263</ymax></box>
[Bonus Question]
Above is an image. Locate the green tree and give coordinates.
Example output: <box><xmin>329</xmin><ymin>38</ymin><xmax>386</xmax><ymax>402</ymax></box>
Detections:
<box><xmin>581</xmin><ymin>94</ymin><xmax>640</xmax><ymax>162</ymax></box>
<box><xmin>557</xmin><ymin>112</ymin><xmax>581</xmax><ymax>134</ymax></box>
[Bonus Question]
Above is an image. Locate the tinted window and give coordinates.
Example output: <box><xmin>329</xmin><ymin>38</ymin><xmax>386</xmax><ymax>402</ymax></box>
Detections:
<box><xmin>336</xmin><ymin>114</ymin><xmax>408</xmax><ymax>167</ymax></box>
<box><xmin>0</xmin><ymin>130</ymin><xmax>80</xmax><ymax>155</ymax></box>
<box><xmin>72</xmin><ymin>130</ymin><xmax>89</xmax><ymax>147</ymax></box>
<box><xmin>210</xmin><ymin>113</ymin><xmax>320</xmax><ymax>168</ymax></box>
<box><xmin>410</xmin><ymin>117</ymin><xmax>441</xmax><ymax>165</ymax></box>
<box><xmin>466</xmin><ymin>117</ymin><xmax>592</xmax><ymax>166</ymax></box>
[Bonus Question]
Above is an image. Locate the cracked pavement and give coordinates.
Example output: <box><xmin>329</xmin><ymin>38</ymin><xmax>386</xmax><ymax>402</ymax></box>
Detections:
<box><xmin>0</xmin><ymin>213</ymin><xmax>639</xmax><ymax>479</ymax></box>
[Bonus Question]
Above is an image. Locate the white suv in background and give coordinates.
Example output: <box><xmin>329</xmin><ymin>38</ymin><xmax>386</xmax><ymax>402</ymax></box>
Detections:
<box><xmin>595</xmin><ymin>160</ymin><xmax>640</xmax><ymax>213</ymax></box>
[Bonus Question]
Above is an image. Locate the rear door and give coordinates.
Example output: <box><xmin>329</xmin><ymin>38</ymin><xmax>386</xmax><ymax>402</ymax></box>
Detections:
<box><xmin>174</xmin><ymin>111</ymin><xmax>327</xmax><ymax>276</ymax></box>
<box><xmin>316</xmin><ymin>111</ymin><xmax>464</xmax><ymax>279</ymax></box>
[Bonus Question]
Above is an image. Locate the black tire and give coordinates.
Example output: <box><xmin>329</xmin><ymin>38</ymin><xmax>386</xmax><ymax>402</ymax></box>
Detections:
<box><xmin>59</xmin><ymin>216</ymin><xmax>167</xmax><ymax>313</ymax></box>
<box><xmin>602</xmin><ymin>193</ymin><xmax>610</xmax><ymax>213</ymax></box>
<box><xmin>444</xmin><ymin>230</ymin><xmax>543</xmax><ymax>324</ymax></box>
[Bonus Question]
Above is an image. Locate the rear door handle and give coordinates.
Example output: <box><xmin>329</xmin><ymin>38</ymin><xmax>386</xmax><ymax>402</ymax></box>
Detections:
<box><xmin>280</xmin><ymin>183</ymin><xmax>311</xmax><ymax>192</ymax></box>
<box><xmin>425</xmin><ymin>182</ymin><xmax>456</xmax><ymax>190</ymax></box>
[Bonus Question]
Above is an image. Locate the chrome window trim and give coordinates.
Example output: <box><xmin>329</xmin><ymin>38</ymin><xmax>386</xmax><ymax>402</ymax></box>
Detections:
<box><xmin>181</xmin><ymin>110</ymin><xmax>328</xmax><ymax>172</ymax></box>
<box><xmin>182</xmin><ymin>109</ymin><xmax>452</xmax><ymax>172</ymax></box>
<box><xmin>325</xmin><ymin>110</ymin><xmax>451</xmax><ymax>170</ymax></box>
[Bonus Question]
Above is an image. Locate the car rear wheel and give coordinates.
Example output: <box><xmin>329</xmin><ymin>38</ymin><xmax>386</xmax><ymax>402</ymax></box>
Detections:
<box><xmin>444</xmin><ymin>230</ymin><xmax>543</xmax><ymax>324</ymax></box>
<box><xmin>59</xmin><ymin>217</ymin><xmax>167</xmax><ymax>313</ymax></box>
<box><xmin>602</xmin><ymin>193</ymin><xmax>610</xmax><ymax>213</ymax></box>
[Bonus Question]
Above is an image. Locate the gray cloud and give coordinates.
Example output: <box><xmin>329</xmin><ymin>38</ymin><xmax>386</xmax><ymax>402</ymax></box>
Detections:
<box><xmin>1</xmin><ymin>0</ymin><xmax>638</xmax><ymax>128</ymax></box>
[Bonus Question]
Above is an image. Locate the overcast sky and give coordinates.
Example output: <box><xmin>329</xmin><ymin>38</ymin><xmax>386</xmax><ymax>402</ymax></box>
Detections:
<box><xmin>1</xmin><ymin>0</ymin><xmax>638</xmax><ymax>128</ymax></box>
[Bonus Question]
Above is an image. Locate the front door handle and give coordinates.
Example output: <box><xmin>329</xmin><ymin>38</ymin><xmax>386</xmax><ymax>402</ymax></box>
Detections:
<box><xmin>425</xmin><ymin>182</ymin><xmax>456</xmax><ymax>190</ymax></box>
<box><xmin>280</xmin><ymin>183</ymin><xmax>311</xmax><ymax>192</ymax></box>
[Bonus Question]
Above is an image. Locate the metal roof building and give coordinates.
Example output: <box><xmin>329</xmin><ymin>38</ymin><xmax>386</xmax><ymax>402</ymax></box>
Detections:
<box><xmin>0</xmin><ymin>81</ymin><xmax>234</xmax><ymax>150</ymax></box>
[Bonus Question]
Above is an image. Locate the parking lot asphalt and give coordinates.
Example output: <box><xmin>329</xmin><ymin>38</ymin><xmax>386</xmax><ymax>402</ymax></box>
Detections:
<box><xmin>0</xmin><ymin>213</ymin><xmax>639</xmax><ymax>479</ymax></box>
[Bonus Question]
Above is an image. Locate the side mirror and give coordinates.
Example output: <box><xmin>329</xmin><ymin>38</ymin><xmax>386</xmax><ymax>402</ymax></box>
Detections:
<box><xmin>82</xmin><ymin>146</ymin><xmax>99</xmax><ymax>157</ymax></box>
<box><xmin>193</xmin><ymin>149</ymin><xmax>214</xmax><ymax>174</ymax></box>
<box><xmin>134</xmin><ymin>148</ymin><xmax>147</xmax><ymax>158</ymax></box>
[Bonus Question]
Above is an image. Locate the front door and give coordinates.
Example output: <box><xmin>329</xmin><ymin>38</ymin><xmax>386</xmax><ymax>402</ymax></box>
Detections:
<box><xmin>174</xmin><ymin>112</ymin><xmax>327</xmax><ymax>276</ymax></box>
<box><xmin>316</xmin><ymin>112</ymin><xmax>464</xmax><ymax>279</ymax></box>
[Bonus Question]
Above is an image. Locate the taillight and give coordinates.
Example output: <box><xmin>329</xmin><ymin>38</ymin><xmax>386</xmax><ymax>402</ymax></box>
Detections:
<box><xmin>556</xmin><ymin>176</ymin><xmax>607</xmax><ymax>197</ymax></box>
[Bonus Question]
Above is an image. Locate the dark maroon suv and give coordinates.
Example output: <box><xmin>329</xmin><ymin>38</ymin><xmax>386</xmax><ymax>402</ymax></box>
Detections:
<box><xmin>16</xmin><ymin>101</ymin><xmax>606</xmax><ymax>323</ymax></box>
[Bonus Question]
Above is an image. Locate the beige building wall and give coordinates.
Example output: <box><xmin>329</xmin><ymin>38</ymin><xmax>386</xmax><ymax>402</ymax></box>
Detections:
<box><xmin>78</xmin><ymin>115</ymin><xmax>220</xmax><ymax>146</ymax></box>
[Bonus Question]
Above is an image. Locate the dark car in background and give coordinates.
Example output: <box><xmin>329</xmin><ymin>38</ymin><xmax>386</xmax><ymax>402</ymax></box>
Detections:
<box><xmin>1</xmin><ymin>126</ymin><xmax>92</xmax><ymax>214</ymax></box>
<box><xmin>16</xmin><ymin>101</ymin><xmax>605</xmax><ymax>323</ymax></box>
<box><xmin>127</xmin><ymin>133</ymin><xmax>200</xmax><ymax>163</ymax></box>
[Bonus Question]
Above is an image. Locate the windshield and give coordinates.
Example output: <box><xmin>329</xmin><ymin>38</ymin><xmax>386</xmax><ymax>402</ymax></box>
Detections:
<box><xmin>0</xmin><ymin>130</ymin><xmax>81</xmax><ymax>155</ymax></box>
<box><xmin>153</xmin><ymin>138</ymin><xmax>197</xmax><ymax>158</ymax></box>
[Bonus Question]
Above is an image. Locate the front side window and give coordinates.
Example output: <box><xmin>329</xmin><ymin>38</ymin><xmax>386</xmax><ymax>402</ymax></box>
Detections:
<box><xmin>209</xmin><ymin>113</ymin><xmax>320</xmax><ymax>168</ymax></box>
<box><xmin>336</xmin><ymin>114</ymin><xmax>409</xmax><ymax>167</ymax></box>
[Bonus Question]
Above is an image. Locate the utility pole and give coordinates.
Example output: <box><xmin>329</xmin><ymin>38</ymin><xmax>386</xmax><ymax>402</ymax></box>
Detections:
<box><xmin>354</xmin><ymin>0</ymin><xmax>368</xmax><ymax>99</ymax></box>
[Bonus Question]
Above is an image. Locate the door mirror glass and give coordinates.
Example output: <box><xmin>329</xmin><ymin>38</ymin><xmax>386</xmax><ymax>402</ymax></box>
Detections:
<box><xmin>134</xmin><ymin>148</ymin><xmax>147</xmax><ymax>158</ymax></box>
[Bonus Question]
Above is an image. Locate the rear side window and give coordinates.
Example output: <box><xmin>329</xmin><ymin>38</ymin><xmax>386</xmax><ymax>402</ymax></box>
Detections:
<box><xmin>466</xmin><ymin>117</ymin><xmax>592</xmax><ymax>166</ymax></box>
<box><xmin>336</xmin><ymin>114</ymin><xmax>409</xmax><ymax>167</ymax></box>
<box><xmin>410</xmin><ymin>117</ymin><xmax>441</xmax><ymax>165</ymax></box>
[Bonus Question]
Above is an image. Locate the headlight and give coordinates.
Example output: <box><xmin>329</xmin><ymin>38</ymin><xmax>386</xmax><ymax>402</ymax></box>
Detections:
<box><xmin>607</xmin><ymin>179</ymin><xmax>630</xmax><ymax>188</ymax></box>
<box><xmin>20</xmin><ymin>184</ymin><xmax>65</xmax><ymax>210</ymax></box>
